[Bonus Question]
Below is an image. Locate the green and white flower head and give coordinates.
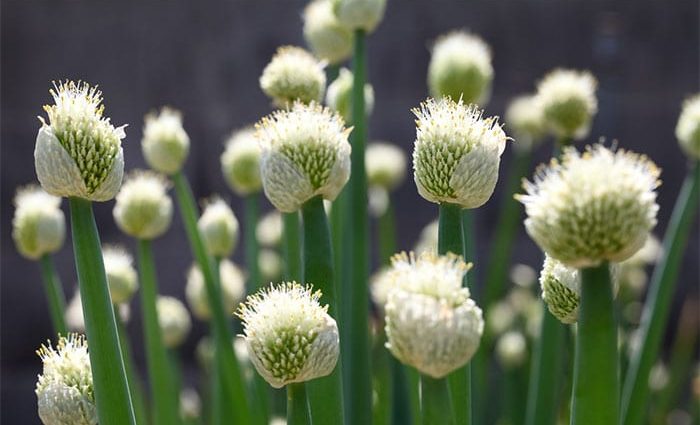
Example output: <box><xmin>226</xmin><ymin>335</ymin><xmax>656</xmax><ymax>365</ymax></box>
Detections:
<box><xmin>186</xmin><ymin>259</ymin><xmax>245</xmax><ymax>320</ymax></box>
<box><xmin>102</xmin><ymin>245</ymin><xmax>138</xmax><ymax>304</ymax></box>
<box><xmin>237</xmin><ymin>282</ymin><xmax>340</xmax><ymax>388</ymax></box>
<box><xmin>35</xmin><ymin>334</ymin><xmax>96</xmax><ymax>425</ymax></box>
<box><xmin>675</xmin><ymin>94</ymin><xmax>700</xmax><ymax>159</ymax></box>
<box><xmin>539</xmin><ymin>254</ymin><xmax>582</xmax><ymax>324</ymax></box>
<box><xmin>332</xmin><ymin>0</ymin><xmax>386</xmax><ymax>33</ymax></box>
<box><xmin>485</xmin><ymin>300</ymin><xmax>516</xmax><ymax>336</ymax></box>
<box><xmin>260</xmin><ymin>46</ymin><xmax>326</xmax><ymax>109</ymax></box>
<box><xmin>198</xmin><ymin>197</ymin><xmax>239</xmax><ymax>258</ymax></box>
<box><xmin>506</xmin><ymin>94</ymin><xmax>547</xmax><ymax>152</ymax></box>
<box><xmin>412</xmin><ymin>97</ymin><xmax>508</xmax><ymax>208</ymax></box>
<box><xmin>257</xmin><ymin>102</ymin><xmax>352</xmax><ymax>212</ymax></box>
<box><xmin>495</xmin><ymin>331</ymin><xmax>527</xmax><ymax>369</ymax></box>
<box><xmin>12</xmin><ymin>185</ymin><xmax>66</xmax><ymax>260</ymax></box>
<box><xmin>428</xmin><ymin>31</ymin><xmax>493</xmax><ymax>105</ymax></box>
<box><xmin>510</xmin><ymin>263</ymin><xmax>537</xmax><ymax>288</ymax></box>
<box><xmin>35</xmin><ymin>81</ymin><xmax>125</xmax><ymax>202</ymax></box>
<box><xmin>256</xmin><ymin>210</ymin><xmax>283</xmax><ymax>247</ymax></box>
<box><xmin>384</xmin><ymin>252</ymin><xmax>484</xmax><ymax>378</ymax></box>
<box><xmin>141</xmin><ymin>107</ymin><xmax>190</xmax><ymax>175</ymax></box>
<box><xmin>259</xmin><ymin>249</ymin><xmax>283</xmax><ymax>281</ymax></box>
<box><xmin>326</xmin><ymin>67</ymin><xmax>375</xmax><ymax>123</ymax></box>
<box><xmin>517</xmin><ymin>144</ymin><xmax>660</xmax><ymax>267</ymax></box>
<box><xmin>157</xmin><ymin>296</ymin><xmax>192</xmax><ymax>348</ymax></box>
<box><xmin>113</xmin><ymin>170</ymin><xmax>173</xmax><ymax>240</ymax></box>
<box><xmin>366</xmin><ymin>142</ymin><xmax>406</xmax><ymax>191</ymax></box>
<box><xmin>535</xmin><ymin>69</ymin><xmax>598</xmax><ymax>140</ymax></box>
<box><xmin>221</xmin><ymin>127</ymin><xmax>263</xmax><ymax>196</ymax></box>
<box><xmin>303</xmin><ymin>0</ymin><xmax>353</xmax><ymax>65</ymax></box>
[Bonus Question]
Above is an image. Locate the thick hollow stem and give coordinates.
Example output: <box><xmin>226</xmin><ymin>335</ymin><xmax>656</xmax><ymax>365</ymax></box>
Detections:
<box><xmin>39</xmin><ymin>254</ymin><xmax>67</xmax><ymax>335</ymax></box>
<box><xmin>571</xmin><ymin>263</ymin><xmax>618</xmax><ymax>425</ymax></box>
<box><xmin>373</xmin><ymin>327</ymin><xmax>393</xmax><ymax>425</ymax></box>
<box><xmin>420</xmin><ymin>375</ymin><xmax>454</xmax><ymax>425</ymax></box>
<box><xmin>621</xmin><ymin>162</ymin><xmax>700</xmax><ymax>425</ymax></box>
<box><xmin>391</xmin><ymin>358</ymin><xmax>415</xmax><ymax>425</ymax></box>
<box><xmin>283</xmin><ymin>211</ymin><xmax>302</xmax><ymax>282</ymax></box>
<box><xmin>68</xmin><ymin>197</ymin><xmax>136</xmax><ymax>425</ymax></box>
<box><xmin>287</xmin><ymin>383</ymin><xmax>310</xmax><ymax>425</ymax></box>
<box><xmin>116</xmin><ymin>312</ymin><xmax>149</xmax><ymax>425</ymax></box>
<box><xmin>245</xmin><ymin>194</ymin><xmax>261</xmax><ymax>291</ymax></box>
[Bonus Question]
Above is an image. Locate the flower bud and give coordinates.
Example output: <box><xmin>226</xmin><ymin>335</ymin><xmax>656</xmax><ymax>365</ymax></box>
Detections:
<box><xmin>35</xmin><ymin>334</ymin><xmax>96</xmax><ymax>425</ymax></box>
<box><xmin>535</xmin><ymin>69</ymin><xmax>598</xmax><ymax>140</ymax></box>
<box><xmin>258</xmin><ymin>249</ymin><xmax>283</xmax><ymax>281</ymax></box>
<box><xmin>495</xmin><ymin>331</ymin><xmax>527</xmax><ymax>369</ymax></box>
<box><xmin>365</xmin><ymin>142</ymin><xmax>406</xmax><ymax>191</ymax></box>
<box><xmin>517</xmin><ymin>144</ymin><xmax>660</xmax><ymax>267</ymax></box>
<box><xmin>102</xmin><ymin>245</ymin><xmax>138</xmax><ymax>304</ymax></box>
<box><xmin>384</xmin><ymin>252</ymin><xmax>484</xmax><ymax>378</ymax></box>
<box><xmin>35</xmin><ymin>81</ymin><xmax>125</xmax><ymax>202</ymax></box>
<box><xmin>157</xmin><ymin>296</ymin><xmax>192</xmax><ymax>348</ymax></box>
<box><xmin>260</xmin><ymin>46</ymin><xmax>326</xmax><ymax>108</ymax></box>
<box><xmin>257</xmin><ymin>102</ymin><xmax>352</xmax><ymax>212</ymax></box>
<box><xmin>180</xmin><ymin>388</ymin><xmax>201</xmax><ymax>421</ymax></box>
<box><xmin>198</xmin><ymin>198</ymin><xmax>239</xmax><ymax>258</ymax></box>
<box><xmin>326</xmin><ymin>67</ymin><xmax>374</xmax><ymax>123</ymax></box>
<box><xmin>256</xmin><ymin>210</ymin><xmax>283</xmax><ymax>247</ymax></box>
<box><xmin>237</xmin><ymin>282</ymin><xmax>339</xmax><ymax>388</ymax></box>
<box><xmin>675</xmin><ymin>94</ymin><xmax>700</xmax><ymax>159</ymax></box>
<box><xmin>412</xmin><ymin>97</ymin><xmax>508</xmax><ymax>208</ymax></box>
<box><xmin>12</xmin><ymin>185</ymin><xmax>65</xmax><ymax>260</ymax></box>
<box><xmin>332</xmin><ymin>0</ymin><xmax>386</xmax><ymax>33</ymax></box>
<box><xmin>505</xmin><ymin>95</ymin><xmax>546</xmax><ymax>152</ymax></box>
<box><xmin>303</xmin><ymin>0</ymin><xmax>352</xmax><ymax>64</ymax></box>
<box><xmin>428</xmin><ymin>31</ymin><xmax>493</xmax><ymax>105</ymax></box>
<box><xmin>141</xmin><ymin>107</ymin><xmax>190</xmax><ymax>175</ymax></box>
<box><xmin>221</xmin><ymin>127</ymin><xmax>263</xmax><ymax>196</ymax></box>
<box><xmin>186</xmin><ymin>259</ymin><xmax>245</xmax><ymax>320</ymax></box>
<box><xmin>113</xmin><ymin>170</ymin><xmax>173</xmax><ymax>240</ymax></box>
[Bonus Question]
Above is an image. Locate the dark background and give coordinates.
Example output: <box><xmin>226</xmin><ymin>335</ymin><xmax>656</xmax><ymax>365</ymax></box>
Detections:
<box><xmin>2</xmin><ymin>0</ymin><xmax>698</xmax><ymax>422</ymax></box>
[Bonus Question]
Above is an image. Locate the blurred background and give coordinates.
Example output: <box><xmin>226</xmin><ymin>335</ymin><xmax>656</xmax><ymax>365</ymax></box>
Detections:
<box><xmin>2</xmin><ymin>0</ymin><xmax>698</xmax><ymax>422</ymax></box>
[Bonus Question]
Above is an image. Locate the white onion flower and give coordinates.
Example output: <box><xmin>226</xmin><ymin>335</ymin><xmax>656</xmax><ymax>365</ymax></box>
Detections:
<box><xmin>675</xmin><ymin>94</ymin><xmax>700</xmax><ymax>159</ymax></box>
<box><xmin>256</xmin><ymin>210</ymin><xmax>283</xmax><ymax>247</ymax></box>
<box><xmin>113</xmin><ymin>171</ymin><xmax>173</xmax><ymax>240</ymax></box>
<box><xmin>141</xmin><ymin>107</ymin><xmax>190</xmax><ymax>175</ymax></box>
<box><xmin>535</xmin><ymin>69</ymin><xmax>598</xmax><ymax>140</ymax></box>
<box><xmin>326</xmin><ymin>67</ymin><xmax>374</xmax><ymax>123</ymax></box>
<box><xmin>303</xmin><ymin>0</ymin><xmax>353</xmax><ymax>64</ymax></box>
<box><xmin>505</xmin><ymin>94</ymin><xmax>547</xmax><ymax>152</ymax></box>
<box><xmin>221</xmin><ymin>127</ymin><xmax>263</xmax><ymax>196</ymax></box>
<box><xmin>102</xmin><ymin>245</ymin><xmax>138</xmax><ymax>304</ymax></box>
<box><xmin>366</xmin><ymin>142</ymin><xmax>407</xmax><ymax>191</ymax></box>
<box><xmin>12</xmin><ymin>185</ymin><xmax>65</xmax><ymax>260</ymax></box>
<box><xmin>260</xmin><ymin>46</ymin><xmax>326</xmax><ymax>108</ymax></box>
<box><xmin>186</xmin><ymin>259</ymin><xmax>245</xmax><ymax>320</ymax></box>
<box><xmin>332</xmin><ymin>0</ymin><xmax>386</xmax><ymax>33</ymax></box>
<box><xmin>198</xmin><ymin>198</ymin><xmax>239</xmax><ymax>258</ymax></box>
<box><xmin>157</xmin><ymin>296</ymin><xmax>192</xmax><ymax>348</ymax></box>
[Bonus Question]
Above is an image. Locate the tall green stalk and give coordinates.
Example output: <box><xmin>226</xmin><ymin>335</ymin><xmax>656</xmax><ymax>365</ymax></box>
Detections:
<box><xmin>245</xmin><ymin>194</ymin><xmax>261</xmax><ymax>291</ymax></box>
<box><xmin>116</xmin><ymin>316</ymin><xmax>149</xmax><ymax>425</ymax></box>
<box><xmin>301</xmin><ymin>195</ymin><xmax>345</xmax><ymax>425</ymax></box>
<box><xmin>137</xmin><ymin>239</ymin><xmax>180</xmax><ymax>425</ymax></box>
<box><xmin>392</xmin><ymin>358</ymin><xmax>416</xmax><ymax>425</ymax></box>
<box><xmin>38</xmin><ymin>254</ymin><xmax>67</xmax><ymax>335</ymax></box>
<box><xmin>621</xmin><ymin>162</ymin><xmax>700</xmax><ymax>425</ymax></box>
<box><xmin>287</xmin><ymin>383</ymin><xmax>310</xmax><ymax>425</ymax></box>
<box><xmin>68</xmin><ymin>197</ymin><xmax>136</xmax><ymax>425</ymax></box>
<box><xmin>172</xmin><ymin>172</ymin><xmax>251</xmax><ymax>425</ymax></box>
<box><xmin>420</xmin><ymin>375</ymin><xmax>454</xmax><ymax>425</ymax></box>
<box><xmin>571</xmin><ymin>263</ymin><xmax>618</xmax><ymax>425</ymax></box>
<box><xmin>283</xmin><ymin>212</ymin><xmax>302</xmax><ymax>281</ymax></box>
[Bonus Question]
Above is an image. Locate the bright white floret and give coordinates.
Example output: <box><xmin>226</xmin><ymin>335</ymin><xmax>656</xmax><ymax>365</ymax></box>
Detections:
<box><xmin>366</xmin><ymin>142</ymin><xmax>407</xmax><ymax>191</ymax></box>
<box><xmin>303</xmin><ymin>0</ymin><xmax>353</xmax><ymax>64</ymax></box>
<box><xmin>413</xmin><ymin>97</ymin><xmax>508</xmax><ymax>208</ymax></box>
<box><xmin>326</xmin><ymin>67</ymin><xmax>374</xmax><ymax>123</ymax></box>
<box><xmin>333</xmin><ymin>0</ymin><xmax>386</xmax><ymax>33</ymax></box>
<box><xmin>35</xmin><ymin>81</ymin><xmax>125</xmax><ymax>201</ymax></box>
<box><xmin>102</xmin><ymin>245</ymin><xmax>138</xmax><ymax>304</ymax></box>
<box><xmin>535</xmin><ymin>69</ymin><xmax>598</xmax><ymax>140</ymax></box>
<box><xmin>495</xmin><ymin>331</ymin><xmax>527</xmax><ymax>369</ymax></box>
<box><xmin>384</xmin><ymin>252</ymin><xmax>484</xmax><ymax>378</ymax></box>
<box><xmin>257</xmin><ymin>102</ymin><xmax>352</xmax><ymax>212</ymax></box>
<box><xmin>186</xmin><ymin>259</ymin><xmax>246</xmax><ymax>320</ymax></box>
<box><xmin>113</xmin><ymin>170</ymin><xmax>173</xmax><ymax>240</ymax></box>
<box><xmin>505</xmin><ymin>95</ymin><xmax>547</xmax><ymax>152</ymax></box>
<box><xmin>517</xmin><ymin>144</ymin><xmax>660</xmax><ymax>267</ymax></box>
<box><xmin>258</xmin><ymin>249</ymin><xmax>283</xmax><ymax>281</ymax></box>
<box><xmin>12</xmin><ymin>185</ymin><xmax>66</xmax><ymax>260</ymax></box>
<box><xmin>675</xmin><ymin>94</ymin><xmax>700</xmax><ymax>159</ymax></box>
<box><xmin>428</xmin><ymin>31</ymin><xmax>493</xmax><ymax>105</ymax></box>
<box><xmin>221</xmin><ymin>127</ymin><xmax>263</xmax><ymax>195</ymax></box>
<box><xmin>157</xmin><ymin>296</ymin><xmax>192</xmax><ymax>348</ymax></box>
<box><xmin>198</xmin><ymin>198</ymin><xmax>239</xmax><ymax>258</ymax></box>
<box><xmin>141</xmin><ymin>107</ymin><xmax>190</xmax><ymax>175</ymax></box>
<box><xmin>260</xmin><ymin>46</ymin><xmax>326</xmax><ymax>108</ymax></box>
<box><xmin>237</xmin><ymin>282</ymin><xmax>340</xmax><ymax>388</ymax></box>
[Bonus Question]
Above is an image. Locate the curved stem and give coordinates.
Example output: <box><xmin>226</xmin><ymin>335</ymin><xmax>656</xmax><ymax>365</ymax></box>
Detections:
<box><xmin>245</xmin><ymin>194</ymin><xmax>261</xmax><ymax>291</ymax></box>
<box><xmin>68</xmin><ymin>197</ymin><xmax>136</xmax><ymax>425</ymax></box>
<box><xmin>420</xmin><ymin>375</ymin><xmax>454</xmax><ymax>425</ymax></box>
<box><xmin>283</xmin><ymin>212</ymin><xmax>302</xmax><ymax>282</ymax></box>
<box><xmin>39</xmin><ymin>254</ymin><xmax>67</xmax><ymax>335</ymax></box>
<box><xmin>287</xmin><ymin>383</ymin><xmax>310</xmax><ymax>425</ymax></box>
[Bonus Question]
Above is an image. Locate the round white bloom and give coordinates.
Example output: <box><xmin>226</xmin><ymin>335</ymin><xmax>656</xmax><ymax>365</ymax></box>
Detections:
<box><xmin>675</xmin><ymin>94</ymin><xmax>700</xmax><ymax>159</ymax></box>
<box><xmin>186</xmin><ymin>259</ymin><xmax>245</xmax><ymax>320</ymax></box>
<box><xmin>412</xmin><ymin>98</ymin><xmax>508</xmax><ymax>208</ymax></box>
<box><xmin>257</xmin><ymin>102</ymin><xmax>352</xmax><ymax>212</ymax></box>
<box><xmin>260</xmin><ymin>46</ymin><xmax>326</xmax><ymax>108</ymax></box>
<box><xmin>326</xmin><ymin>67</ymin><xmax>375</xmax><ymax>124</ymax></box>
<box><xmin>495</xmin><ymin>331</ymin><xmax>527</xmax><ymax>369</ymax></box>
<box><xmin>505</xmin><ymin>95</ymin><xmax>547</xmax><ymax>152</ymax></box>
<box><xmin>258</xmin><ymin>249</ymin><xmax>283</xmax><ymax>281</ymax></box>
<box><xmin>35</xmin><ymin>81</ymin><xmax>125</xmax><ymax>202</ymax></box>
<box><xmin>332</xmin><ymin>0</ymin><xmax>386</xmax><ymax>33</ymax></box>
<box><xmin>35</xmin><ymin>334</ymin><xmax>96</xmax><ymax>425</ymax></box>
<box><xmin>113</xmin><ymin>171</ymin><xmax>173</xmax><ymax>240</ymax></box>
<box><xmin>102</xmin><ymin>245</ymin><xmax>138</xmax><ymax>304</ymax></box>
<box><xmin>303</xmin><ymin>0</ymin><xmax>352</xmax><ymax>64</ymax></box>
<box><xmin>256</xmin><ymin>210</ymin><xmax>283</xmax><ymax>247</ymax></box>
<box><xmin>510</xmin><ymin>263</ymin><xmax>537</xmax><ymax>288</ymax></box>
<box><xmin>413</xmin><ymin>219</ymin><xmax>438</xmax><ymax>254</ymax></box>
<box><xmin>384</xmin><ymin>252</ymin><xmax>484</xmax><ymax>378</ymax></box>
<box><xmin>237</xmin><ymin>282</ymin><xmax>340</xmax><ymax>388</ymax></box>
<box><xmin>12</xmin><ymin>185</ymin><xmax>65</xmax><ymax>260</ymax></box>
<box><xmin>366</xmin><ymin>142</ymin><xmax>407</xmax><ymax>190</ymax></box>
<box><xmin>535</xmin><ymin>69</ymin><xmax>598</xmax><ymax>140</ymax></box>
<box><xmin>179</xmin><ymin>388</ymin><xmax>201</xmax><ymax>421</ymax></box>
<box><xmin>485</xmin><ymin>300</ymin><xmax>516</xmax><ymax>336</ymax></box>
<box><xmin>141</xmin><ymin>107</ymin><xmax>190</xmax><ymax>175</ymax></box>
<box><xmin>198</xmin><ymin>198</ymin><xmax>239</xmax><ymax>258</ymax></box>
<box><xmin>368</xmin><ymin>186</ymin><xmax>389</xmax><ymax>217</ymax></box>
<box><xmin>221</xmin><ymin>127</ymin><xmax>263</xmax><ymax>196</ymax></box>
<box><xmin>517</xmin><ymin>144</ymin><xmax>660</xmax><ymax>267</ymax></box>
<box><xmin>157</xmin><ymin>296</ymin><xmax>192</xmax><ymax>348</ymax></box>
<box><xmin>428</xmin><ymin>31</ymin><xmax>493</xmax><ymax>105</ymax></box>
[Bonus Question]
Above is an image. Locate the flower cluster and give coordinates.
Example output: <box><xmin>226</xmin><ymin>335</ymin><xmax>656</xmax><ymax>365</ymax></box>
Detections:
<box><xmin>12</xmin><ymin>185</ymin><xmax>65</xmax><ymax>260</ymax></box>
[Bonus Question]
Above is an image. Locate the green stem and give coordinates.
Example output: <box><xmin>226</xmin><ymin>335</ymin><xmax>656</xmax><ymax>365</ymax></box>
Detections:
<box><xmin>621</xmin><ymin>162</ymin><xmax>700</xmax><ymax>425</ymax></box>
<box><xmin>327</xmin><ymin>63</ymin><xmax>341</xmax><ymax>83</ymax></box>
<box><xmin>405</xmin><ymin>367</ymin><xmax>421</xmax><ymax>425</ymax></box>
<box><xmin>571</xmin><ymin>263</ymin><xmax>618</xmax><ymax>425</ymax></box>
<box><xmin>117</xmin><ymin>312</ymin><xmax>149</xmax><ymax>425</ymax></box>
<box><xmin>391</xmin><ymin>358</ymin><xmax>415</xmax><ymax>425</ymax></box>
<box><xmin>137</xmin><ymin>239</ymin><xmax>180</xmax><ymax>425</ymax></box>
<box><xmin>245</xmin><ymin>194</ymin><xmax>261</xmax><ymax>291</ymax></box>
<box><xmin>420</xmin><ymin>375</ymin><xmax>454</xmax><ymax>425</ymax></box>
<box><xmin>373</xmin><ymin>328</ymin><xmax>392</xmax><ymax>425</ymax></box>
<box><xmin>68</xmin><ymin>197</ymin><xmax>136</xmax><ymax>425</ymax></box>
<box><xmin>287</xmin><ymin>383</ymin><xmax>310</xmax><ymax>425</ymax></box>
<box><xmin>301</xmin><ymin>195</ymin><xmax>345</xmax><ymax>424</ymax></box>
<box><xmin>38</xmin><ymin>254</ymin><xmax>67</xmax><ymax>335</ymax></box>
<box><xmin>283</xmin><ymin>212</ymin><xmax>302</xmax><ymax>282</ymax></box>
<box><xmin>378</xmin><ymin>201</ymin><xmax>397</xmax><ymax>265</ymax></box>
<box><xmin>172</xmin><ymin>172</ymin><xmax>252</xmax><ymax>425</ymax></box>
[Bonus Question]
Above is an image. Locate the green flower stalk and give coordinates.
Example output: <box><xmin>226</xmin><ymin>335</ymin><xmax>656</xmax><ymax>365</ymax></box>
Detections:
<box><xmin>260</xmin><ymin>46</ymin><xmax>327</xmax><ymax>109</ymax></box>
<box><xmin>12</xmin><ymin>185</ymin><xmax>67</xmax><ymax>334</ymax></box>
<box><xmin>198</xmin><ymin>198</ymin><xmax>239</xmax><ymax>259</ymax></box>
<box><xmin>185</xmin><ymin>259</ymin><xmax>245</xmax><ymax>321</ymax></box>
<box><xmin>303</xmin><ymin>0</ymin><xmax>353</xmax><ymax>65</ymax></box>
<box><xmin>34</xmin><ymin>81</ymin><xmax>135</xmax><ymax>425</ymax></box>
<box><xmin>157</xmin><ymin>296</ymin><xmax>191</xmax><ymax>349</ymax></box>
<box><xmin>326</xmin><ymin>68</ymin><xmax>375</xmax><ymax>124</ymax></box>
